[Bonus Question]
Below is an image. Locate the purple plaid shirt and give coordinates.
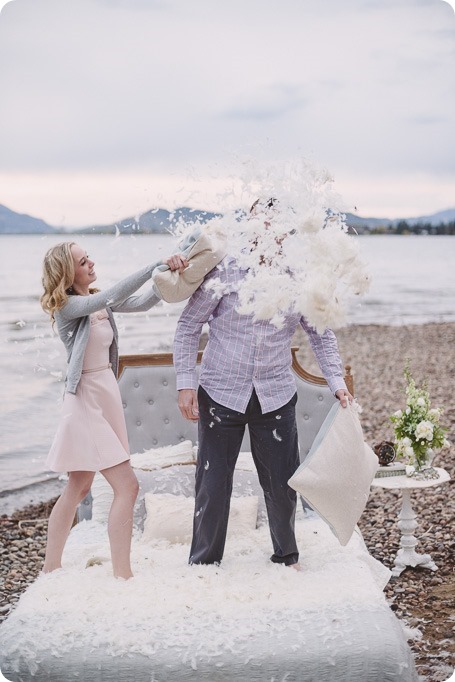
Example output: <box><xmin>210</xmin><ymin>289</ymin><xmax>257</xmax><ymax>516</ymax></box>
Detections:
<box><xmin>174</xmin><ymin>257</ymin><xmax>347</xmax><ymax>413</ymax></box>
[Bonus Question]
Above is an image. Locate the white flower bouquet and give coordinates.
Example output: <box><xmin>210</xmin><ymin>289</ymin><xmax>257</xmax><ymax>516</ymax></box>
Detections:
<box><xmin>390</xmin><ymin>366</ymin><xmax>449</xmax><ymax>471</ymax></box>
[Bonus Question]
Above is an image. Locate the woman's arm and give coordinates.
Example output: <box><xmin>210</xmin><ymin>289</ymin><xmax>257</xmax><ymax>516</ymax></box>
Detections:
<box><xmin>60</xmin><ymin>254</ymin><xmax>188</xmax><ymax>319</ymax></box>
<box><xmin>111</xmin><ymin>253</ymin><xmax>188</xmax><ymax>312</ymax></box>
<box><xmin>110</xmin><ymin>288</ymin><xmax>161</xmax><ymax>313</ymax></box>
<box><xmin>60</xmin><ymin>264</ymin><xmax>157</xmax><ymax>320</ymax></box>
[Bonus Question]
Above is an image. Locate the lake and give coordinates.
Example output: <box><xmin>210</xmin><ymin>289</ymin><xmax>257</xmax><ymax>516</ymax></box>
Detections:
<box><xmin>0</xmin><ymin>233</ymin><xmax>454</xmax><ymax>513</ymax></box>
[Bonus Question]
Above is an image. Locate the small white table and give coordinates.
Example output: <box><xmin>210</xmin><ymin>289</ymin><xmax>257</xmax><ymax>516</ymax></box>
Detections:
<box><xmin>371</xmin><ymin>467</ymin><xmax>451</xmax><ymax>577</ymax></box>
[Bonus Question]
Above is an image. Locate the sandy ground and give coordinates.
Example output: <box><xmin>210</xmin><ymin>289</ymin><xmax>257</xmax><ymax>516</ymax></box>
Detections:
<box><xmin>1</xmin><ymin>322</ymin><xmax>454</xmax><ymax>681</ymax></box>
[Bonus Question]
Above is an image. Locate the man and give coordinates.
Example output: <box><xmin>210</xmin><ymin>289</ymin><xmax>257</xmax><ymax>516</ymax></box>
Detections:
<box><xmin>174</xmin><ymin>201</ymin><xmax>353</xmax><ymax>569</ymax></box>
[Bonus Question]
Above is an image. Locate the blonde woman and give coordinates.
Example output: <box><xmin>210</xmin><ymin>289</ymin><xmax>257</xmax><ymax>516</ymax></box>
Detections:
<box><xmin>40</xmin><ymin>241</ymin><xmax>187</xmax><ymax>579</ymax></box>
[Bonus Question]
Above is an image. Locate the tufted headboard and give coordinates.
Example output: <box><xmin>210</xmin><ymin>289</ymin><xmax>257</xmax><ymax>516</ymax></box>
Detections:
<box><xmin>117</xmin><ymin>348</ymin><xmax>354</xmax><ymax>458</ymax></box>
<box><xmin>77</xmin><ymin>349</ymin><xmax>353</xmax><ymax>521</ymax></box>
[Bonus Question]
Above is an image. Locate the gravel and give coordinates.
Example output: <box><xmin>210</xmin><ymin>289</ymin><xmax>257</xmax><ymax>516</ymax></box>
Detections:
<box><xmin>1</xmin><ymin>322</ymin><xmax>454</xmax><ymax>681</ymax></box>
<box><xmin>295</xmin><ymin>321</ymin><xmax>455</xmax><ymax>682</ymax></box>
<box><xmin>0</xmin><ymin>498</ymin><xmax>56</xmax><ymax>621</ymax></box>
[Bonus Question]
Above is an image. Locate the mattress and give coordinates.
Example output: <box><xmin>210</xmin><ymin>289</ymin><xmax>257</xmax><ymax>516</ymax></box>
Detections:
<box><xmin>0</xmin><ymin>514</ymin><xmax>417</xmax><ymax>681</ymax></box>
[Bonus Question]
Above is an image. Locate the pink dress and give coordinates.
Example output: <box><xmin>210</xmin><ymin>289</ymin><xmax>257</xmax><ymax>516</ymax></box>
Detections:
<box><xmin>46</xmin><ymin>310</ymin><xmax>130</xmax><ymax>472</ymax></box>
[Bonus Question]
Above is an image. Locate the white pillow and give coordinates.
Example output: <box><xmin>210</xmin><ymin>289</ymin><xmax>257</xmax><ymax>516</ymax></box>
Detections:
<box><xmin>288</xmin><ymin>402</ymin><xmax>379</xmax><ymax>546</ymax></box>
<box><xmin>226</xmin><ymin>495</ymin><xmax>259</xmax><ymax>538</ymax></box>
<box><xmin>91</xmin><ymin>473</ymin><xmax>114</xmax><ymax>524</ymax></box>
<box><xmin>90</xmin><ymin>442</ymin><xmax>195</xmax><ymax>525</ymax></box>
<box><xmin>130</xmin><ymin>440</ymin><xmax>195</xmax><ymax>470</ymax></box>
<box><xmin>142</xmin><ymin>493</ymin><xmax>259</xmax><ymax>545</ymax></box>
<box><xmin>235</xmin><ymin>451</ymin><xmax>256</xmax><ymax>472</ymax></box>
<box><xmin>134</xmin><ymin>464</ymin><xmax>196</xmax><ymax>531</ymax></box>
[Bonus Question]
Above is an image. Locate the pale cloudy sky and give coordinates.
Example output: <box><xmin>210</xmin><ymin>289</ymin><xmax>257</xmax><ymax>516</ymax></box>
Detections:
<box><xmin>0</xmin><ymin>0</ymin><xmax>454</xmax><ymax>227</ymax></box>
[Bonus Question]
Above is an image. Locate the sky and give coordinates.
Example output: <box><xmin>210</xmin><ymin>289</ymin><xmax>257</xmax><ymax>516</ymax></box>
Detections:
<box><xmin>0</xmin><ymin>0</ymin><xmax>454</xmax><ymax>228</ymax></box>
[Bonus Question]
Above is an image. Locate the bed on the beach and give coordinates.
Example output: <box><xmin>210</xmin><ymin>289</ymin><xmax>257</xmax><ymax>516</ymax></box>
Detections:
<box><xmin>0</xmin><ymin>350</ymin><xmax>418</xmax><ymax>682</ymax></box>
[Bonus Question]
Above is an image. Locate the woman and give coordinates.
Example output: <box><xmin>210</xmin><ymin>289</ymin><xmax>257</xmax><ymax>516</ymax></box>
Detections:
<box><xmin>40</xmin><ymin>242</ymin><xmax>187</xmax><ymax>579</ymax></box>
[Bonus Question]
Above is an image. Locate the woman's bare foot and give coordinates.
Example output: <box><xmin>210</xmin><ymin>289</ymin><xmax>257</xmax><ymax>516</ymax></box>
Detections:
<box><xmin>42</xmin><ymin>562</ymin><xmax>62</xmax><ymax>574</ymax></box>
<box><xmin>114</xmin><ymin>571</ymin><xmax>134</xmax><ymax>580</ymax></box>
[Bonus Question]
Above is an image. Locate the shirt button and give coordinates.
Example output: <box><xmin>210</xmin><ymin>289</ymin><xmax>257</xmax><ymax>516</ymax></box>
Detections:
<box><xmin>163</xmin><ymin>380</ymin><xmax>168</xmax><ymax>386</ymax></box>
<box><xmin>134</xmin><ymin>381</ymin><xmax>139</xmax><ymax>388</ymax></box>
<box><xmin>304</xmin><ymin>414</ymin><xmax>309</xmax><ymax>420</ymax></box>
<box><xmin>318</xmin><ymin>395</ymin><xmax>323</xmax><ymax>402</ymax></box>
<box><xmin>164</xmin><ymin>418</ymin><xmax>170</xmax><ymax>424</ymax></box>
<box><xmin>148</xmin><ymin>399</ymin><xmax>154</xmax><ymax>405</ymax></box>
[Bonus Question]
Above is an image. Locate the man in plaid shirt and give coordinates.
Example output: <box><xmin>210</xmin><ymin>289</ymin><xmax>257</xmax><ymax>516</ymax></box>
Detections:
<box><xmin>174</xmin><ymin>201</ymin><xmax>352</xmax><ymax>569</ymax></box>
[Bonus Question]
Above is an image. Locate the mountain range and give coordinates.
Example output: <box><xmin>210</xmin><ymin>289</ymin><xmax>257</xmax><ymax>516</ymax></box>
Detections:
<box><xmin>1</xmin><ymin>202</ymin><xmax>454</xmax><ymax>235</ymax></box>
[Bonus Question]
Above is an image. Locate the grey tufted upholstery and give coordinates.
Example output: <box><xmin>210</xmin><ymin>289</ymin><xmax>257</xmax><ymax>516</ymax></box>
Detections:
<box><xmin>117</xmin><ymin>349</ymin><xmax>352</xmax><ymax>457</ymax></box>
<box><xmin>119</xmin><ymin>362</ymin><xmax>198</xmax><ymax>453</ymax></box>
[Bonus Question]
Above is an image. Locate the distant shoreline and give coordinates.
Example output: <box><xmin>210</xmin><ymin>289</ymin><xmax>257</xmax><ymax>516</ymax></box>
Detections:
<box><xmin>1</xmin><ymin>229</ymin><xmax>455</xmax><ymax>236</ymax></box>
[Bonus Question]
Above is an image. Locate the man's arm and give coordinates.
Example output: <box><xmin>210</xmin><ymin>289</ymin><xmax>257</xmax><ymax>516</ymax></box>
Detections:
<box><xmin>299</xmin><ymin>317</ymin><xmax>352</xmax><ymax>405</ymax></box>
<box><xmin>174</xmin><ymin>267</ymin><xmax>224</xmax><ymax>420</ymax></box>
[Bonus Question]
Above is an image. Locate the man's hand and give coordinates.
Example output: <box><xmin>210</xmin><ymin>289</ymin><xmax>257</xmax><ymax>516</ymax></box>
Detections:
<box><xmin>178</xmin><ymin>389</ymin><xmax>199</xmax><ymax>421</ymax></box>
<box><xmin>164</xmin><ymin>253</ymin><xmax>188</xmax><ymax>272</ymax></box>
<box><xmin>335</xmin><ymin>389</ymin><xmax>354</xmax><ymax>408</ymax></box>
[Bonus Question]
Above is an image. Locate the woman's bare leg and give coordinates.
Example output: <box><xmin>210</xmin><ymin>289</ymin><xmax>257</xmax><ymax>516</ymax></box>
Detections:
<box><xmin>43</xmin><ymin>471</ymin><xmax>95</xmax><ymax>573</ymax></box>
<box><xmin>101</xmin><ymin>461</ymin><xmax>139</xmax><ymax>580</ymax></box>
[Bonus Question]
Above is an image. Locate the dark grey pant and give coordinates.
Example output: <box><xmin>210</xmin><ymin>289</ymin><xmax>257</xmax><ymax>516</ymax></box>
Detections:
<box><xmin>189</xmin><ymin>387</ymin><xmax>300</xmax><ymax>566</ymax></box>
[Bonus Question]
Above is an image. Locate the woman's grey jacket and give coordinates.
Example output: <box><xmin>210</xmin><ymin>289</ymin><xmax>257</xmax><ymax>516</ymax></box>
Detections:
<box><xmin>56</xmin><ymin>230</ymin><xmax>200</xmax><ymax>394</ymax></box>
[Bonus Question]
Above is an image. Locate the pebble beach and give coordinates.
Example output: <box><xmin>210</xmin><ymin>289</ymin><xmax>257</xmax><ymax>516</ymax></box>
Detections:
<box><xmin>1</xmin><ymin>321</ymin><xmax>454</xmax><ymax>681</ymax></box>
<box><xmin>295</xmin><ymin>321</ymin><xmax>455</xmax><ymax>682</ymax></box>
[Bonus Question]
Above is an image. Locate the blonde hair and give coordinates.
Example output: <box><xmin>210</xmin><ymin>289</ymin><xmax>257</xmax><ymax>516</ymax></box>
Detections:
<box><xmin>41</xmin><ymin>242</ymin><xmax>100</xmax><ymax>323</ymax></box>
<box><xmin>40</xmin><ymin>242</ymin><xmax>76</xmax><ymax>321</ymax></box>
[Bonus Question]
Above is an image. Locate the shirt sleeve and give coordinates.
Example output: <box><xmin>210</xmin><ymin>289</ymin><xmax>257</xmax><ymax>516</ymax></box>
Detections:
<box><xmin>173</xmin><ymin>267</ymin><xmax>224</xmax><ymax>390</ymax></box>
<box><xmin>299</xmin><ymin>317</ymin><xmax>347</xmax><ymax>395</ymax></box>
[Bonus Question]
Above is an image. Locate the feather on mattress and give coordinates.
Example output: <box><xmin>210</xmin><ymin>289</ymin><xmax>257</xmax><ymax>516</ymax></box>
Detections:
<box><xmin>0</xmin><ymin>353</ymin><xmax>418</xmax><ymax>681</ymax></box>
<box><xmin>0</xmin><ymin>513</ymin><xmax>417</xmax><ymax>681</ymax></box>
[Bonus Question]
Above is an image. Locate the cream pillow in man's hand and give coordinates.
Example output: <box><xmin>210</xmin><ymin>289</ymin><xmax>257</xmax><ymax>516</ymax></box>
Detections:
<box><xmin>288</xmin><ymin>402</ymin><xmax>379</xmax><ymax>546</ymax></box>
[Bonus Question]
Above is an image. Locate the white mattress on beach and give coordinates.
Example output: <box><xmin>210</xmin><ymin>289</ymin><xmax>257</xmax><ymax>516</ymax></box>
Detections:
<box><xmin>0</xmin><ymin>515</ymin><xmax>418</xmax><ymax>681</ymax></box>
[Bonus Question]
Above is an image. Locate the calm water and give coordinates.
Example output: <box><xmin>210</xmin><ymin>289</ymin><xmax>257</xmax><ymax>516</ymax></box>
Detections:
<box><xmin>0</xmin><ymin>234</ymin><xmax>454</xmax><ymax>513</ymax></box>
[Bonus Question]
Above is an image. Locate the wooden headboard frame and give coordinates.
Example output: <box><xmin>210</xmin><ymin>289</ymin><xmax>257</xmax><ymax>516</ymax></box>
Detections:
<box><xmin>118</xmin><ymin>347</ymin><xmax>354</xmax><ymax>396</ymax></box>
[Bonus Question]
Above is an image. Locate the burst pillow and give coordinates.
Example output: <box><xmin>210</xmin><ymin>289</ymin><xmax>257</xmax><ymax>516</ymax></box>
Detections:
<box><xmin>152</xmin><ymin>232</ymin><xmax>226</xmax><ymax>303</ymax></box>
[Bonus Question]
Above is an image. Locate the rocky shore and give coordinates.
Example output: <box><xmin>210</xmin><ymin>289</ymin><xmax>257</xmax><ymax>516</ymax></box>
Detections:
<box><xmin>1</xmin><ymin>322</ymin><xmax>454</xmax><ymax>681</ymax></box>
<box><xmin>0</xmin><ymin>499</ymin><xmax>54</xmax><ymax>620</ymax></box>
<box><xmin>295</xmin><ymin>321</ymin><xmax>455</xmax><ymax>682</ymax></box>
